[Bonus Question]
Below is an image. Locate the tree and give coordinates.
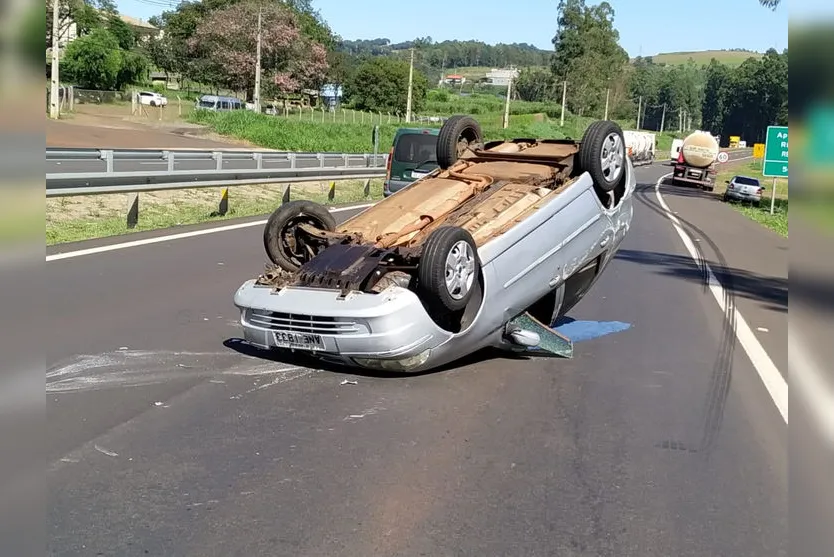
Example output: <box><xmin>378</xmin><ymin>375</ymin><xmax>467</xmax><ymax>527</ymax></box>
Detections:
<box><xmin>187</xmin><ymin>1</ymin><xmax>328</xmax><ymax>97</ymax></box>
<box><xmin>551</xmin><ymin>0</ymin><xmax>629</xmax><ymax>117</ymax></box>
<box><xmin>60</xmin><ymin>27</ymin><xmax>122</xmax><ymax>89</ymax></box>
<box><xmin>514</xmin><ymin>67</ymin><xmax>557</xmax><ymax>102</ymax></box>
<box><xmin>46</xmin><ymin>0</ymin><xmax>114</xmax><ymax>51</ymax></box>
<box><xmin>344</xmin><ymin>57</ymin><xmax>428</xmax><ymax>115</ymax></box>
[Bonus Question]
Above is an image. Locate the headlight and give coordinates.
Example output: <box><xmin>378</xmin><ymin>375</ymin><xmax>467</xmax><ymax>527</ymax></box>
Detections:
<box><xmin>352</xmin><ymin>349</ymin><xmax>432</xmax><ymax>372</ymax></box>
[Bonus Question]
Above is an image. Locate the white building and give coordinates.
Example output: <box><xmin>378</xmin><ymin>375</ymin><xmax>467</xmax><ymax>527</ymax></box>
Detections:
<box><xmin>484</xmin><ymin>67</ymin><xmax>519</xmax><ymax>86</ymax></box>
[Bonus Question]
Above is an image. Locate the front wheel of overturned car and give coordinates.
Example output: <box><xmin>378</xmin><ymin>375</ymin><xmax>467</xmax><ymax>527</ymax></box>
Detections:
<box><xmin>263</xmin><ymin>200</ymin><xmax>337</xmax><ymax>272</ymax></box>
<box><xmin>578</xmin><ymin>120</ymin><xmax>627</xmax><ymax>193</ymax></box>
<box><xmin>437</xmin><ymin>115</ymin><xmax>484</xmax><ymax>169</ymax></box>
<box><xmin>418</xmin><ymin>226</ymin><xmax>480</xmax><ymax>313</ymax></box>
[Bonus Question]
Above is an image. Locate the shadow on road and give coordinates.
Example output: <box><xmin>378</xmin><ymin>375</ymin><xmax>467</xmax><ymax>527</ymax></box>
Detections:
<box><xmin>222</xmin><ymin>337</ymin><xmax>538</xmax><ymax>379</ymax></box>
<box><xmin>615</xmin><ymin>248</ymin><xmax>788</xmax><ymax>313</ymax></box>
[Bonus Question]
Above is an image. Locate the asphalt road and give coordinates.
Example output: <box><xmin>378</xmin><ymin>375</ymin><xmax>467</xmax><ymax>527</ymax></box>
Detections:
<box><xmin>45</xmin><ymin>162</ymin><xmax>792</xmax><ymax>557</ymax></box>
<box><xmin>48</xmin><ymin>153</ymin><xmax>387</xmax><ymax>174</ymax></box>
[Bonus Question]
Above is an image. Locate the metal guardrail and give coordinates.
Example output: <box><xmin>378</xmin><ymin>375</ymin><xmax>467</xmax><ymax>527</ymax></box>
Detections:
<box><xmin>45</xmin><ymin>148</ymin><xmax>389</xmax><ymax>197</ymax></box>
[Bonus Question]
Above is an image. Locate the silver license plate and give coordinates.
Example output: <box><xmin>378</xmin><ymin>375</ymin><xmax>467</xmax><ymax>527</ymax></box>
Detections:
<box><xmin>272</xmin><ymin>330</ymin><xmax>325</xmax><ymax>351</ymax></box>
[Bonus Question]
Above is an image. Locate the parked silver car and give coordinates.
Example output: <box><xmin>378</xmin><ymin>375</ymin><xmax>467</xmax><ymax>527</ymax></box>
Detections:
<box><xmin>233</xmin><ymin>116</ymin><xmax>636</xmax><ymax>373</ymax></box>
<box><xmin>723</xmin><ymin>175</ymin><xmax>765</xmax><ymax>205</ymax></box>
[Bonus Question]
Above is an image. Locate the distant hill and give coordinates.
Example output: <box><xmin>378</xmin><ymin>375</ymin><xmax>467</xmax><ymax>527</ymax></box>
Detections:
<box><xmin>635</xmin><ymin>49</ymin><xmax>764</xmax><ymax>67</ymax></box>
<box><xmin>336</xmin><ymin>38</ymin><xmax>551</xmax><ymax>69</ymax></box>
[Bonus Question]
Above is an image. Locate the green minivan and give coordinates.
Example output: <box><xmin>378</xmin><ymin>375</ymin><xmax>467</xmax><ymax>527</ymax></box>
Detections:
<box><xmin>383</xmin><ymin>127</ymin><xmax>441</xmax><ymax>197</ymax></box>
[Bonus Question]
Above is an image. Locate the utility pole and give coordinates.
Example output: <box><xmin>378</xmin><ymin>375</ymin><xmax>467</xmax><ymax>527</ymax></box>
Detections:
<box><xmin>660</xmin><ymin>103</ymin><xmax>666</xmax><ymax>132</ymax></box>
<box><xmin>49</xmin><ymin>0</ymin><xmax>61</xmax><ymax>119</ymax></box>
<box><xmin>253</xmin><ymin>7</ymin><xmax>262</xmax><ymax>113</ymax></box>
<box><xmin>502</xmin><ymin>74</ymin><xmax>513</xmax><ymax>129</ymax></box>
<box><xmin>405</xmin><ymin>48</ymin><xmax>414</xmax><ymax>123</ymax></box>
<box><xmin>604</xmin><ymin>88</ymin><xmax>610</xmax><ymax>120</ymax></box>
<box><xmin>559</xmin><ymin>80</ymin><xmax>567</xmax><ymax>127</ymax></box>
<box><xmin>636</xmin><ymin>96</ymin><xmax>642</xmax><ymax>129</ymax></box>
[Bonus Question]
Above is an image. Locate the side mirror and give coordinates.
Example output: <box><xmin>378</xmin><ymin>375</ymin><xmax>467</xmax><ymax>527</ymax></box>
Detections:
<box><xmin>725</xmin><ymin>180</ymin><xmax>730</xmax><ymax>184</ymax></box>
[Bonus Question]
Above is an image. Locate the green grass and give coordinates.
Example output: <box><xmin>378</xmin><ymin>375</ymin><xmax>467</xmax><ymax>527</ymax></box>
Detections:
<box><xmin>713</xmin><ymin>160</ymin><xmax>789</xmax><ymax>237</ymax></box>
<box><xmin>646</xmin><ymin>50</ymin><xmax>763</xmax><ymax>67</ymax></box>
<box><xmin>188</xmin><ymin>106</ymin><xmax>677</xmax><ymax>155</ymax></box>
<box><xmin>46</xmin><ymin>180</ymin><xmax>384</xmax><ymax>246</ymax></box>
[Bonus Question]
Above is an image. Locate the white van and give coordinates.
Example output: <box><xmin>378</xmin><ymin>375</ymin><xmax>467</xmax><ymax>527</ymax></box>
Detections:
<box><xmin>194</xmin><ymin>95</ymin><xmax>245</xmax><ymax>112</ymax></box>
<box><xmin>670</xmin><ymin>138</ymin><xmax>684</xmax><ymax>161</ymax></box>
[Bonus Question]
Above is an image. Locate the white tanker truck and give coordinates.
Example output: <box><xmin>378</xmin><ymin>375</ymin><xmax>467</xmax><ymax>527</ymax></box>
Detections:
<box><xmin>623</xmin><ymin>130</ymin><xmax>656</xmax><ymax>166</ymax></box>
<box><xmin>671</xmin><ymin>130</ymin><xmax>721</xmax><ymax>191</ymax></box>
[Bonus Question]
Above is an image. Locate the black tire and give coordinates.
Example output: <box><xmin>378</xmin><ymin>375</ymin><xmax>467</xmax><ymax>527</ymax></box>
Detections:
<box><xmin>578</xmin><ymin>120</ymin><xmax>627</xmax><ymax>192</ymax></box>
<box><xmin>418</xmin><ymin>226</ymin><xmax>480</xmax><ymax>313</ymax></box>
<box><xmin>437</xmin><ymin>115</ymin><xmax>484</xmax><ymax>169</ymax></box>
<box><xmin>263</xmin><ymin>200</ymin><xmax>336</xmax><ymax>272</ymax></box>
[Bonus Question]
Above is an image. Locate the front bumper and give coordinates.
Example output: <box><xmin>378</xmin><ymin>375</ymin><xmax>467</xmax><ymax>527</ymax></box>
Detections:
<box><xmin>233</xmin><ymin>280</ymin><xmax>453</xmax><ymax>371</ymax></box>
<box><xmin>725</xmin><ymin>190</ymin><xmax>761</xmax><ymax>202</ymax></box>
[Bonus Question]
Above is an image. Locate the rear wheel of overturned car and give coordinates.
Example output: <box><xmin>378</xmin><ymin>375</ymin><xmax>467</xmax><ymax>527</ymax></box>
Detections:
<box><xmin>418</xmin><ymin>226</ymin><xmax>480</xmax><ymax>313</ymax></box>
<box><xmin>263</xmin><ymin>200</ymin><xmax>337</xmax><ymax>272</ymax></box>
<box><xmin>437</xmin><ymin>115</ymin><xmax>484</xmax><ymax>169</ymax></box>
<box><xmin>578</xmin><ymin>120</ymin><xmax>627</xmax><ymax>193</ymax></box>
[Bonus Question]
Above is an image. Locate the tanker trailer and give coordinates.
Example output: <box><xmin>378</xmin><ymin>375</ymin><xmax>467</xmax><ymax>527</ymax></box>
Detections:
<box><xmin>624</xmin><ymin>130</ymin><xmax>656</xmax><ymax>166</ymax></box>
<box><xmin>671</xmin><ymin>130</ymin><xmax>720</xmax><ymax>190</ymax></box>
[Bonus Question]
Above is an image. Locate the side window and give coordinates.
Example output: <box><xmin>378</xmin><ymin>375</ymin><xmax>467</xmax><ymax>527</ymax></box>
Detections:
<box><xmin>220</xmin><ymin>101</ymin><xmax>230</xmax><ymax>110</ymax></box>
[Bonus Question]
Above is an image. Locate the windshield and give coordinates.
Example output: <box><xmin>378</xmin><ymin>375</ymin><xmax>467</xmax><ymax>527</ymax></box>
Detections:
<box><xmin>394</xmin><ymin>133</ymin><xmax>437</xmax><ymax>164</ymax></box>
<box><xmin>198</xmin><ymin>100</ymin><xmax>216</xmax><ymax>108</ymax></box>
<box><xmin>735</xmin><ymin>176</ymin><xmax>760</xmax><ymax>186</ymax></box>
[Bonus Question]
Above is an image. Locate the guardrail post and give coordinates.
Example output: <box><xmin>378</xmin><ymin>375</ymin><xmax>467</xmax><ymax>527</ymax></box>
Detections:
<box><xmin>214</xmin><ymin>152</ymin><xmax>223</xmax><ymax>171</ymax></box>
<box><xmin>363</xmin><ymin>178</ymin><xmax>371</xmax><ymax>198</ymax></box>
<box><xmin>102</xmin><ymin>150</ymin><xmax>114</xmax><ymax>173</ymax></box>
<box><xmin>127</xmin><ymin>194</ymin><xmax>139</xmax><ymax>229</ymax></box>
<box><xmin>282</xmin><ymin>185</ymin><xmax>291</xmax><ymax>204</ymax></box>
<box><xmin>318</xmin><ymin>153</ymin><xmax>324</xmax><ymax>168</ymax></box>
<box><xmin>342</xmin><ymin>154</ymin><xmax>349</xmax><ymax>167</ymax></box>
<box><xmin>254</xmin><ymin>153</ymin><xmax>262</xmax><ymax>170</ymax></box>
<box><xmin>363</xmin><ymin>154</ymin><xmax>369</xmax><ymax>167</ymax></box>
<box><xmin>328</xmin><ymin>181</ymin><xmax>336</xmax><ymax>202</ymax></box>
<box><xmin>289</xmin><ymin>153</ymin><xmax>296</xmax><ymax>169</ymax></box>
<box><xmin>165</xmin><ymin>151</ymin><xmax>174</xmax><ymax>172</ymax></box>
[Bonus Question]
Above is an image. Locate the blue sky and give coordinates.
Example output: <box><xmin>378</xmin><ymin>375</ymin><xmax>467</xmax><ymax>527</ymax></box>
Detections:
<box><xmin>117</xmin><ymin>0</ymin><xmax>794</xmax><ymax>57</ymax></box>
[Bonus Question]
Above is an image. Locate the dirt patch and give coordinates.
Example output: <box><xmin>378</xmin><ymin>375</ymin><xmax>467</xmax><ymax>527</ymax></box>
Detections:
<box><xmin>532</xmin><ymin>113</ymin><xmax>546</xmax><ymax>123</ymax></box>
<box><xmin>47</xmin><ymin>102</ymin><xmax>256</xmax><ymax>149</ymax></box>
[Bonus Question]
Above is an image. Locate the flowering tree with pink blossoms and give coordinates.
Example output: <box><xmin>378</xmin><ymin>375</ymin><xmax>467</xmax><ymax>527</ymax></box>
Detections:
<box><xmin>188</xmin><ymin>1</ymin><xmax>329</xmax><ymax>99</ymax></box>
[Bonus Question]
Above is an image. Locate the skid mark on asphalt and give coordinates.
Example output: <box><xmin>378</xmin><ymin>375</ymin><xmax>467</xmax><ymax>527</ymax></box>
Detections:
<box><xmin>47</xmin><ymin>349</ymin><xmax>314</xmax><ymax>393</ymax></box>
<box><xmin>633</xmin><ymin>180</ymin><xmax>741</xmax><ymax>454</ymax></box>
<box><xmin>639</xmin><ymin>176</ymin><xmax>787</xmax><ymax>433</ymax></box>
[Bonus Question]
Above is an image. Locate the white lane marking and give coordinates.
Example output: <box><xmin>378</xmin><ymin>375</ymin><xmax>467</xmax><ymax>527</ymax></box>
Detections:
<box><xmin>788</xmin><ymin>330</ymin><xmax>834</xmax><ymax>444</ymax></box>
<box><xmin>654</xmin><ymin>173</ymin><xmax>788</xmax><ymax>424</ymax></box>
<box><xmin>45</xmin><ymin>203</ymin><xmax>376</xmax><ymax>262</ymax></box>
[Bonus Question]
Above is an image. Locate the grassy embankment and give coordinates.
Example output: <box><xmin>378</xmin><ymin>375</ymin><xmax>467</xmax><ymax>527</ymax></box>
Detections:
<box><xmin>187</xmin><ymin>93</ymin><xmax>684</xmax><ymax>155</ymax></box>
<box><xmin>46</xmin><ymin>179</ymin><xmax>383</xmax><ymax>245</ymax></box>
<box><xmin>713</xmin><ymin>160</ymin><xmax>788</xmax><ymax>237</ymax></box>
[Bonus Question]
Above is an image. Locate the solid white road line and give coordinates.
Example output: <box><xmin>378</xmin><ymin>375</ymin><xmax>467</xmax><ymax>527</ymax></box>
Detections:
<box><xmin>654</xmin><ymin>173</ymin><xmax>789</xmax><ymax>424</ymax></box>
<box><xmin>46</xmin><ymin>202</ymin><xmax>376</xmax><ymax>262</ymax></box>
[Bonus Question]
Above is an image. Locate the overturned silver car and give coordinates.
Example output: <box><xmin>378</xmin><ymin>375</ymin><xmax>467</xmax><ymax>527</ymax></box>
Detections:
<box><xmin>233</xmin><ymin>116</ymin><xmax>635</xmax><ymax>372</ymax></box>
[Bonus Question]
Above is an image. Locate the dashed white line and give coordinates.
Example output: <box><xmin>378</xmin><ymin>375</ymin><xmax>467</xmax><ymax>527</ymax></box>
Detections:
<box><xmin>654</xmin><ymin>172</ymin><xmax>788</xmax><ymax>424</ymax></box>
<box><xmin>45</xmin><ymin>202</ymin><xmax>376</xmax><ymax>262</ymax></box>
